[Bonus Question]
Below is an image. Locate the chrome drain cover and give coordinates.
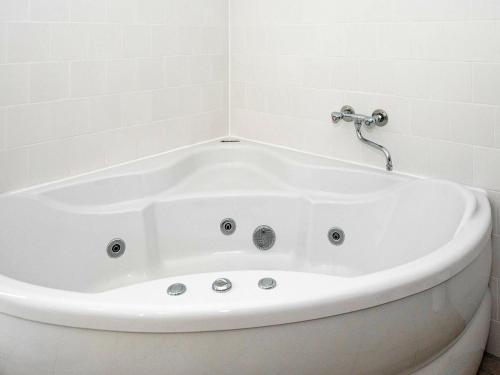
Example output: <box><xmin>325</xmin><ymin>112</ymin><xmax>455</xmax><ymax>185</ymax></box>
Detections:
<box><xmin>212</xmin><ymin>278</ymin><xmax>232</xmax><ymax>293</ymax></box>
<box><xmin>167</xmin><ymin>283</ymin><xmax>186</xmax><ymax>296</ymax></box>
<box><xmin>258</xmin><ymin>278</ymin><xmax>277</xmax><ymax>290</ymax></box>
<box><xmin>253</xmin><ymin>225</ymin><xmax>275</xmax><ymax>251</ymax></box>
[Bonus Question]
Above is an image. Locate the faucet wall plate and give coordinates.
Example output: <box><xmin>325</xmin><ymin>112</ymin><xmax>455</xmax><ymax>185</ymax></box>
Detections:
<box><xmin>372</xmin><ymin>109</ymin><xmax>388</xmax><ymax>127</ymax></box>
<box><xmin>341</xmin><ymin>105</ymin><xmax>355</xmax><ymax>122</ymax></box>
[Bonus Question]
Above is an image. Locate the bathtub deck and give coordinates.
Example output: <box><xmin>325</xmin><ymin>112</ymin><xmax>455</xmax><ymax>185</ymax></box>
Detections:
<box><xmin>479</xmin><ymin>353</ymin><xmax>500</xmax><ymax>374</ymax></box>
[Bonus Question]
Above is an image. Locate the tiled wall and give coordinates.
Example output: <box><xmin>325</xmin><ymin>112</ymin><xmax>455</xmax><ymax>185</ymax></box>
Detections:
<box><xmin>229</xmin><ymin>0</ymin><xmax>500</xmax><ymax>354</ymax></box>
<box><xmin>0</xmin><ymin>0</ymin><xmax>228</xmax><ymax>192</ymax></box>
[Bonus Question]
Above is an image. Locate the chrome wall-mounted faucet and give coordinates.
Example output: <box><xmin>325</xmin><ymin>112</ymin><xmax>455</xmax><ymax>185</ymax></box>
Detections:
<box><xmin>331</xmin><ymin>105</ymin><xmax>393</xmax><ymax>171</ymax></box>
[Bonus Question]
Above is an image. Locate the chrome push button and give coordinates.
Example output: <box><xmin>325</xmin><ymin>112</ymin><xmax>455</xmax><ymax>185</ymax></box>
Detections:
<box><xmin>258</xmin><ymin>278</ymin><xmax>277</xmax><ymax>290</ymax></box>
<box><xmin>212</xmin><ymin>278</ymin><xmax>232</xmax><ymax>293</ymax></box>
<box><xmin>167</xmin><ymin>283</ymin><xmax>187</xmax><ymax>296</ymax></box>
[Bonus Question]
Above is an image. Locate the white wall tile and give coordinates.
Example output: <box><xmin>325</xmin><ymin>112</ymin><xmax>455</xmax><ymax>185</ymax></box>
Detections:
<box><xmin>211</xmin><ymin>55</ymin><xmax>227</xmax><ymax>82</ymax></box>
<box><xmin>152</xmin><ymin>26</ymin><xmax>179</xmax><ymax>57</ymax></box>
<box><xmin>331</xmin><ymin>59</ymin><xmax>358</xmax><ymax>91</ymax></box>
<box><xmin>70</xmin><ymin>61</ymin><xmax>107</xmax><ymax>98</ymax></box>
<box><xmin>202</xmin><ymin>83</ymin><xmax>223</xmax><ymax>112</ymax></box>
<box><xmin>0</xmin><ymin>24</ymin><xmax>6</xmax><ymax>64</ymax></box>
<box><xmin>189</xmin><ymin>55</ymin><xmax>212</xmax><ymax>85</ymax></box>
<box><xmin>496</xmin><ymin>111</ymin><xmax>500</xmax><ymax>148</ymax></box>
<box><xmin>391</xmin><ymin>0</ymin><xmax>467</xmax><ymax>22</ymax></box>
<box><xmin>135</xmin><ymin>0</ymin><xmax>167</xmax><ymax>25</ymax></box>
<box><xmin>0</xmin><ymin>0</ymin><xmax>29</xmax><ymax>22</ymax></box>
<box><xmin>386</xmin><ymin>61</ymin><xmax>431</xmax><ymax>98</ymax></box>
<box><xmin>136</xmin><ymin>122</ymin><xmax>167</xmax><ymax>158</ymax></box>
<box><xmin>70</xmin><ymin>0</ymin><xmax>106</xmax><ymax>22</ymax></box>
<box><xmin>377</xmin><ymin>23</ymin><xmax>413</xmax><ymax>59</ymax></box>
<box><xmin>178</xmin><ymin>86</ymin><xmax>202</xmax><ymax>116</ymax></box>
<box><xmin>0</xmin><ymin>148</ymin><xmax>29</xmax><ymax>191</ymax></box>
<box><xmin>152</xmin><ymin>88</ymin><xmax>179</xmax><ymax>121</ymax></box>
<box><xmin>302</xmin><ymin>58</ymin><xmax>334</xmax><ymax>90</ymax></box>
<box><xmin>0</xmin><ymin>109</ymin><xmax>4</xmax><ymax>150</ymax></box>
<box><xmin>5</xmin><ymin>103</ymin><xmax>53</xmax><ymax>147</ymax></box>
<box><xmin>412</xmin><ymin>22</ymin><xmax>499</xmax><ymax>62</ymax></box>
<box><xmin>30</xmin><ymin>62</ymin><xmax>70</xmax><ymax>102</ymax></box>
<box><xmin>88</xmin><ymin>24</ymin><xmax>122</xmax><ymax>60</ymax></box>
<box><xmin>345</xmin><ymin>24</ymin><xmax>378</xmax><ymax>59</ymax></box>
<box><xmin>106</xmin><ymin>0</ymin><xmax>135</xmax><ymax>24</ymax></box>
<box><xmin>319</xmin><ymin>25</ymin><xmax>346</xmax><ymax>58</ymax></box>
<box><xmin>30</xmin><ymin>0</ymin><xmax>69</xmax><ymax>22</ymax></box>
<box><xmin>162</xmin><ymin>118</ymin><xmax>190</xmax><ymax>150</ymax></box>
<box><xmin>50</xmin><ymin>24</ymin><xmax>89</xmax><ymax>61</ymax></box>
<box><xmin>103</xmin><ymin>127</ymin><xmax>139</xmax><ymax>165</ymax></box>
<box><xmin>50</xmin><ymin>99</ymin><xmax>90</xmax><ymax>138</ymax></box>
<box><xmin>449</xmin><ymin>103</ymin><xmax>495</xmax><ymax>147</ymax></box>
<box><xmin>473</xmin><ymin>64</ymin><xmax>500</xmax><ymax>105</ymax></box>
<box><xmin>106</xmin><ymin>60</ymin><xmax>136</xmax><ymax>94</ymax></box>
<box><xmin>474</xmin><ymin>147</ymin><xmax>500</xmax><ymax>191</ymax></box>
<box><xmin>28</xmin><ymin>140</ymin><xmax>71</xmax><ymax>184</ymax></box>
<box><xmin>428</xmin><ymin>63</ymin><xmax>473</xmax><ymax>102</ymax></box>
<box><xmin>66</xmin><ymin>134</ymin><xmax>105</xmax><ymax>175</ymax></box>
<box><xmin>202</xmin><ymin>27</ymin><xmax>226</xmax><ymax>55</ymax></box>
<box><xmin>428</xmin><ymin>141</ymin><xmax>474</xmax><ymax>184</ymax></box>
<box><xmin>411</xmin><ymin>100</ymin><xmax>451</xmax><ymax>140</ymax></box>
<box><xmin>164</xmin><ymin>56</ymin><xmax>190</xmax><ymax>87</ymax></box>
<box><xmin>120</xmin><ymin>92</ymin><xmax>152</xmax><ymax>127</ymax></box>
<box><xmin>88</xmin><ymin>95</ymin><xmax>122</xmax><ymax>133</ymax></box>
<box><xmin>7</xmin><ymin>23</ymin><xmax>50</xmax><ymax>63</ymax></box>
<box><xmin>134</xmin><ymin>58</ymin><xmax>164</xmax><ymax>91</ymax></box>
<box><xmin>467</xmin><ymin>1</ymin><xmax>500</xmax><ymax>20</ymax></box>
<box><xmin>0</xmin><ymin>64</ymin><xmax>29</xmax><ymax>106</ymax></box>
<box><xmin>123</xmin><ymin>25</ymin><xmax>152</xmax><ymax>58</ymax></box>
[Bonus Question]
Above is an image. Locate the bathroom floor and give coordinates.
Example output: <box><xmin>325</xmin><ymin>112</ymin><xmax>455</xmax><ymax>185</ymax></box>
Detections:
<box><xmin>479</xmin><ymin>354</ymin><xmax>500</xmax><ymax>374</ymax></box>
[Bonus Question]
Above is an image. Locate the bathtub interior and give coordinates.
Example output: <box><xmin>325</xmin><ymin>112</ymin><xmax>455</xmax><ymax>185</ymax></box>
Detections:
<box><xmin>0</xmin><ymin>143</ymin><xmax>472</xmax><ymax>293</ymax></box>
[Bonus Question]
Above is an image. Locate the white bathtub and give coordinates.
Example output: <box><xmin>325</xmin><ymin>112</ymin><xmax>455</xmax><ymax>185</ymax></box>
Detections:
<box><xmin>0</xmin><ymin>139</ymin><xmax>492</xmax><ymax>375</ymax></box>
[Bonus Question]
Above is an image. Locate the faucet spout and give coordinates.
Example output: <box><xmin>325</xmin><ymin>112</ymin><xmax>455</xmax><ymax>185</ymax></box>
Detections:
<box><xmin>354</xmin><ymin>122</ymin><xmax>393</xmax><ymax>171</ymax></box>
<box><xmin>331</xmin><ymin>105</ymin><xmax>393</xmax><ymax>171</ymax></box>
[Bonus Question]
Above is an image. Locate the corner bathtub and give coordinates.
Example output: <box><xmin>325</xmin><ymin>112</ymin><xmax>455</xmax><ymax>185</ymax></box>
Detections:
<box><xmin>0</xmin><ymin>139</ymin><xmax>492</xmax><ymax>375</ymax></box>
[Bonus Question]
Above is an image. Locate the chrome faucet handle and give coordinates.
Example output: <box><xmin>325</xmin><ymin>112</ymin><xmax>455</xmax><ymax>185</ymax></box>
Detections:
<box><xmin>331</xmin><ymin>105</ymin><xmax>355</xmax><ymax>123</ymax></box>
<box><xmin>372</xmin><ymin>109</ymin><xmax>388</xmax><ymax>127</ymax></box>
<box><xmin>331</xmin><ymin>112</ymin><xmax>343</xmax><ymax>123</ymax></box>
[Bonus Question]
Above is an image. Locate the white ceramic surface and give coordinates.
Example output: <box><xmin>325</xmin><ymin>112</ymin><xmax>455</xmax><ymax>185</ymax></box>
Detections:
<box><xmin>0</xmin><ymin>140</ymin><xmax>492</xmax><ymax>374</ymax></box>
<box><xmin>0</xmin><ymin>0</ymin><xmax>229</xmax><ymax>192</ymax></box>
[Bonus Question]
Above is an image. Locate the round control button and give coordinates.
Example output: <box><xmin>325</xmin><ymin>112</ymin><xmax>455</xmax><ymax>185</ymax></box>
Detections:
<box><xmin>258</xmin><ymin>277</ymin><xmax>277</xmax><ymax>290</ymax></box>
<box><xmin>167</xmin><ymin>283</ymin><xmax>186</xmax><ymax>296</ymax></box>
<box><xmin>212</xmin><ymin>278</ymin><xmax>232</xmax><ymax>293</ymax></box>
